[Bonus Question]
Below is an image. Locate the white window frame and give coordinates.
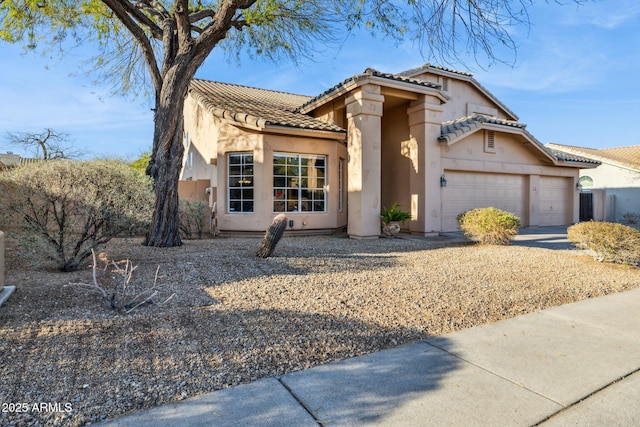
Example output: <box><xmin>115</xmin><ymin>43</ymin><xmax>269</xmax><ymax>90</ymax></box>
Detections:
<box><xmin>273</xmin><ymin>153</ymin><xmax>327</xmax><ymax>213</ymax></box>
<box><xmin>227</xmin><ymin>152</ymin><xmax>254</xmax><ymax>213</ymax></box>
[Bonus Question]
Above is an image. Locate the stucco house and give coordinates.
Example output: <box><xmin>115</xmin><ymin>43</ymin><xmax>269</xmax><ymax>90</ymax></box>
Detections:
<box><xmin>547</xmin><ymin>143</ymin><xmax>640</xmax><ymax>223</ymax></box>
<box><xmin>180</xmin><ymin>63</ymin><xmax>596</xmax><ymax>237</ymax></box>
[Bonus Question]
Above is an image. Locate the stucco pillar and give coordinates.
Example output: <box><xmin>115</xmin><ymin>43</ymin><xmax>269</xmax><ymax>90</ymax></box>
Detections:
<box><xmin>407</xmin><ymin>96</ymin><xmax>444</xmax><ymax>234</ymax></box>
<box><xmin>345</xmin><ymin>84</ymin><xmax>384</xmax><ymax>239</ymax></box>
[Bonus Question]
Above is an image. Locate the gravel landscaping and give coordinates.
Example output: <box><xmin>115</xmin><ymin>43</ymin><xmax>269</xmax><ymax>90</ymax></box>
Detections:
<box><xmin>1</xmin><ymin>233</ymin><xmax>638</xmax><ymax>426</ymax></box>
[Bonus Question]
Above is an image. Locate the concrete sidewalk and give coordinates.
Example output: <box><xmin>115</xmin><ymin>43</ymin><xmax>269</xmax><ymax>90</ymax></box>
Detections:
<box><xmin>98</xmin><ymin>286</ymin><xmax>640</xmax><ymax>426</ymax></box>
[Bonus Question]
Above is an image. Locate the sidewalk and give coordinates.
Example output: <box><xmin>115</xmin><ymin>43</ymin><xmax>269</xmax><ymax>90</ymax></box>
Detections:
<box><xmin>98</xmin><ymin>286</ymin><xmax>640</xmax><ymax>426</ymax></box>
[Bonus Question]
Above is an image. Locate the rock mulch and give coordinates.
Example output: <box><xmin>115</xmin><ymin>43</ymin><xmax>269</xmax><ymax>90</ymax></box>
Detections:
<box><xmin>1</xmin><ymin>235</ymin><xmax>638</xmax><ymax>426</ymax></box>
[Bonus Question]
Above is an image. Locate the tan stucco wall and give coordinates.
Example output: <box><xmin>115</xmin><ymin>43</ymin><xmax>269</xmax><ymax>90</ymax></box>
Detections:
<box><xmin>181</xmin><ymin>95</ymin><xmax>220</xmax><ymax>185</ymax></box>
<box><xmin>412</xmin><ymin>72</ymin><xmax>507</xmax><ymax>121</ymax></box>
<box><xmin>211</xmin><ymin>130</ymin><xmax>348</xmax><ymax>233</ymax></box>
<box><xmin>381</xmin><ymin>103</ymin><xmax>412</xmax><ymax>224</ymax></box>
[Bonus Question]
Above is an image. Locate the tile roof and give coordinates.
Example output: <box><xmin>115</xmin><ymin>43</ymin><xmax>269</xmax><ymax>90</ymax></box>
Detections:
<box><xmin>439</xmin><ymin>115</ymin><xmax>598</xmax><ymax>166</ymax></box>
<box><xmin>188</xmin><ymin>79</ymin><xmax>345</xmax><ymax>133</ymax></box>
<box><xmin>296</xmin><ymin>68</ymin><xmax>444</xmax><ymax>113</ymax></box>
<box><xmin>547</xmin><ymin>143</ymin><xmax>640</xmax><ymax>171</ymax></box>
<box><xmin>439</xmin><ymin>114</ymin><xmax>525</xmax><ymax>143</ymax></box>
<box><xmin>396</xmin><ymin>62</ymin><xmax>474</xmax><ymax>78</ymax></box>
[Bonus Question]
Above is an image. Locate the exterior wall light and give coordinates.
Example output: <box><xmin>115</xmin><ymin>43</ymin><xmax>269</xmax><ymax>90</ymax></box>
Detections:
<box><xmin>440</xmin><ymin>175</ymin><xmax>447</xmax><ymax>187</ymax></box>
<box><xmin>576</xmin><ymin>182</ymin><xmax>582</xmax><ymax>191</ymax></box>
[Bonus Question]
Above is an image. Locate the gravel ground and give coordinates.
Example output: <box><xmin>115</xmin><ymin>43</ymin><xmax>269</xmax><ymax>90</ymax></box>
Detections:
<box><xmin>1</xmin><ymin>234</ymin><xmax>638</xmax><ymax>426</ymax></box>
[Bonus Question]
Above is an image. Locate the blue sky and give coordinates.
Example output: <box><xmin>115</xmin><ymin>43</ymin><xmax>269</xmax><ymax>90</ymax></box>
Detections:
<box><xmin>1</xmin><ymin>0</ymin><xmax>639</xmax><ymax>159</ymax></box>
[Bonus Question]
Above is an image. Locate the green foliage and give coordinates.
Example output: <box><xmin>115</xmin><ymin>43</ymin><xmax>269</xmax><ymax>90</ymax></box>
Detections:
<box><xmin>381</xmin><ymin>203</ymin><xmax>411</xmax><ymax>224</ymax></box>
<box><xmin>457</xmin><ymin>207</ymin><xmax>520</xmax><ymax>245</ymax></box>
<box><xmin>130</xmin><ymin>151</ymin><xmax>151</xmax><ymax>175</ymax></box>
<box><xmin>179</xmin><ymin>199</ymin><xmax>211</xmax><ymax>239</ymax></box>
<box><xmin>0</xmin><ymin>160</ymin><xmax>153</xmax><ymax>271</ymax></box>
<box><xmin>567</xmin><ymin>221</ymin><xmax>640</xmax><ymax>265</ymax></box>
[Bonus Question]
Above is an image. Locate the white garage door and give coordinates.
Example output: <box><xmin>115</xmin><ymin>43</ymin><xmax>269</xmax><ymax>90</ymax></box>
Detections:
<box><xmin>540</xmin><ymin>176</ymin><xmax>572</xmax><ymax>226</ymax></box>
<box><xmin>441</xmin><ymin>171</ymin><xmax>526</xmax><ymax>231</ymax></box>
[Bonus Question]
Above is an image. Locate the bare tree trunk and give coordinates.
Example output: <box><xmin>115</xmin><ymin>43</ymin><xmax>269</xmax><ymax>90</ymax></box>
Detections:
<box><xmin>144</xmin><ymin>77</ymin><xmax>187</xmax><ymax>247</ymax></box>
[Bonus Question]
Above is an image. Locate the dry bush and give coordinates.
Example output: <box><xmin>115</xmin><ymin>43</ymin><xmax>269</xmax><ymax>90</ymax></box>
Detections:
<box><xmin>68</xmin><ymin>250</ymin><xmax>175</xmax><ymax>313</ymax></box>
<box><xmin>568</xmin><ymin>221</ymin><xmax>640</xmax><ymax>265</ymax></box>
<box><xmin>457</xmin><ymin>207</ymin><xmax>520</xmax><ymax>245</ymax></box>
<box><xmin>0</xmin><ymin>160</ymin><xmax>153</xmax><ymax>271</ymax></box>
<box><xmin>179</xmin><ymin>200</ymin><xmax>211</xmax><ymax>239</ymax></box>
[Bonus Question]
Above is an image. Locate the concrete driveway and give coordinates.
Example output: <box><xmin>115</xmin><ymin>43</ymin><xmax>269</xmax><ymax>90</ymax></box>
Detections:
<box><xmin>510</xmin><ymin>225</ymin><xmax>574</xmax><ymax>250</ymax></box>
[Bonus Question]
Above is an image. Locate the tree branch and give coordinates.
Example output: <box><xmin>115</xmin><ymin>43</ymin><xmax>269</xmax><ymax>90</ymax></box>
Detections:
<box><xmin>101</xmin><ymin>0</ymin><xmax>163</xmax><ymax>94</ymax></box>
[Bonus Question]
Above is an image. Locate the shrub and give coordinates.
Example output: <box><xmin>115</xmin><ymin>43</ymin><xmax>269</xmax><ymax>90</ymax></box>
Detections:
<box><xmin>567</xmin><ymin>221</ymin><xmax>640</xmax><ymax>265</ymax></box>
<box><xmin>0</xmin><ymin>160</ymin><xmax>153</xmax><ymax>271</ymax></box>
<box><xmin>179</xmin><ymin>200</ymin><xmax>211</xmax><ymax>239</ymax></box>
<box><xmin>457</xmin><ymin>207</ymin><xmax>520</xmax><ymax>245</ymax></box>
<box><xmin>622</xmin><ymin>212</ymin><xmax>640</xmax><ymax>225</ymax></box>
<box><xmin>381</xmin><ymin>203</ymin><xmax>412</xmax><ymax>224</ymax></box>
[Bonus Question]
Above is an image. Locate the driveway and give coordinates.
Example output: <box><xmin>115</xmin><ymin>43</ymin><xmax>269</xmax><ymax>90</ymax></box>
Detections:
<box><xmin>439</xmin><ymin>225</ymin><xmax>576</xmax><ymax>251</ymax></box>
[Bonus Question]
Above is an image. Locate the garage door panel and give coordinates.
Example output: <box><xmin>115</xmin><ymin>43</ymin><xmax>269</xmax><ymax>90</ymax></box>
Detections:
<box><xmin>442</xmin><ymin>171</ymin><xmax>526</xmax><ymax>231</ymax></box>
<box><xmin>540</xmin><ymin>177</ymin><xmax>571</xmax><ymax>226</ymax></box>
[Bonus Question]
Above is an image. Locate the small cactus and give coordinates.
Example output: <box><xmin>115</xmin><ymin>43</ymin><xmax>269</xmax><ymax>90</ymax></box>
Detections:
<box><xmin>256</xmin><ymin>214</ymin><xmax>287</xmax><ymax>258</ymax></box>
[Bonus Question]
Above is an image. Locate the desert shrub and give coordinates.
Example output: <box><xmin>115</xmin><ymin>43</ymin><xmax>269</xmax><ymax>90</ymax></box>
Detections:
<box><xmin>567</xmin><ymin>221</ymin><xmax>640</xmax><ymax>265</ymax></box>
<box><xmin>179</xmin><ymin>200</ymin><xmax>211</xmax><ymax>239</ymax></box>
<box><xmin>457</xmin><ymin>207</ymin><xmax>520</xmax><ymax>245</ymax></box>
<box><xmin>622</xmin><ymin>212</ymin><xmax>640</xmax><ymax>225</ymax></box>
<box><xmin>0</xmin><ymin>160</ymin><xmax>153</xmax><ymax>271</ymax></box>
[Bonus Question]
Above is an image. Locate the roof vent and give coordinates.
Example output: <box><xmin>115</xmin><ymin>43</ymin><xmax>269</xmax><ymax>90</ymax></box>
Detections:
<box><xmin>484</xmin><ymin>130</ymin><xmax>496</xmax><ymax>153</ymax></box>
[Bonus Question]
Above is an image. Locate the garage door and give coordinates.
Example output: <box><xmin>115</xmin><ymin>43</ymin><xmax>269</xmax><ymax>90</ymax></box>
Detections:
<box><xmin>441</xmin><ymin>171</ymin><xmax>526</xmax><ymax>231</ymax></box>
<box><xmin>540</xmin><ymin>176</ymin><xmax>572</xmax><ymax>226</ymax></box>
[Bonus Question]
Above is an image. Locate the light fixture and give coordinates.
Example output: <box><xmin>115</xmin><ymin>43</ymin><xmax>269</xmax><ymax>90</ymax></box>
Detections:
<box><xmin>440</xmin><ymin>175</ymin><xmax>447</xmax><ymax>187</ymax></box>
<box><xmin>576</xmin><ymin>182</ymin><xmax>582</xmax><ymax>191</ymax></box>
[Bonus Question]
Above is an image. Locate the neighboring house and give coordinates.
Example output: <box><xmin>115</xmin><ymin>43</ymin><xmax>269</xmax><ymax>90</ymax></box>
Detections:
<box><xmin>547</xmin><ymin>143</ymin><xmax>640</xmax><ymax>223</ymax></box>
<box><xmin>0</xmin><ymin>152</ymin><xmax>41</xmax><ymax>170</ymax></box>
<box><xmin>181</xmin><ymin>63</ymin><xmax>597</xmax><ymax>237</ymax></box>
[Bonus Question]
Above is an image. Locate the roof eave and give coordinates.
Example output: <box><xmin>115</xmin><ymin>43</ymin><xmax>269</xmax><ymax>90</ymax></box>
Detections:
<box><xmin>297</xmin><ymin>75</ymin><xmax>448</xmax><ymax>115</ymax></box>
<box><xmin>263</xmin><ymin>124</ymin><xmax>347</xmax><ymax>141</ymax></box>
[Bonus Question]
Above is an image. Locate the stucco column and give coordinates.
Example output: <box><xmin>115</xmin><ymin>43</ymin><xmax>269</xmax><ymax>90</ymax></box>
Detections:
<box><xmin>345</xmin><ymin>84</ymin><xmax>384</xmax><ymax>239</ymax></box>
<box><xmin>407</xmin><ymin>95</ymin><xmax>444</xmax><ymax>234</ymax></box>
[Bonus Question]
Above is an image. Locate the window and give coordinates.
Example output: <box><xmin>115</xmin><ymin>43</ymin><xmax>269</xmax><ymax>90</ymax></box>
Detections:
<box><xmin>579</xmin><ymin>176</ymin><xmax>594</xmax><ymax>189</ymax></box>
<box><xmin>228</xmin><ymin>153</ymin><xmax>254</xmax><ymax>213</ymax></box>
<box><xmin>273</xmin><ymin>153</ymin><xmax>326</xmax><ymax>213</ymax></box>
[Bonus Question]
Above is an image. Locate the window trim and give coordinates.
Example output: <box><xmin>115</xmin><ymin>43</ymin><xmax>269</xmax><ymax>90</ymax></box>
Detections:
<box><xmin>227</xmin><ymin>152</ymin><xmax>254</xmax><ymax>214</ymax></box>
